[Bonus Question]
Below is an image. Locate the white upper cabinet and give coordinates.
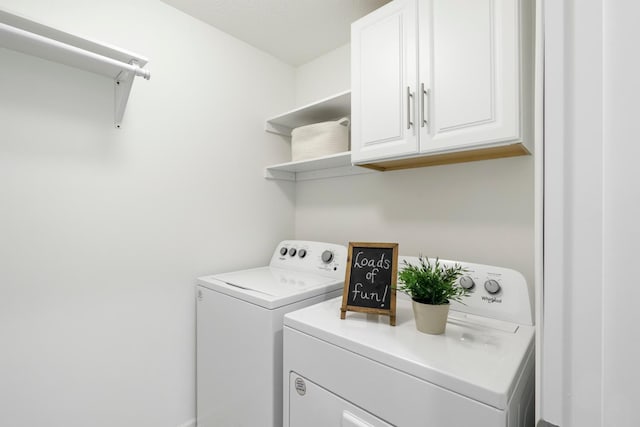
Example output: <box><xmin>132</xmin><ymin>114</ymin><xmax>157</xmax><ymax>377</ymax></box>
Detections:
<box><xmin>351</xmin><ymin>0</ymin><xmax>417</xmax><ymax>163</ymax></box>
<box><xmin>351</xmin><ymin>0</ymin><xmax>534</xmax><ymax>170</ymax></box>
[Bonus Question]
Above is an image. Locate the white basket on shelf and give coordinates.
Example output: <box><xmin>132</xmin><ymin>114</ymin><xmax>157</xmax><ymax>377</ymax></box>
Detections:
<box><xmin>291</xmin><ymin>117</ymin><xmax>350</xmax><ymax>162</ymax></box>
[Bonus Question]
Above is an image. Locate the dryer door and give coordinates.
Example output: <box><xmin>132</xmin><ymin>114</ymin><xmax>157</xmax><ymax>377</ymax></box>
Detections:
<box><xmin>289</xmin><ymin>373</ymin><xmax>393</xmax><ymax>427</ymax></box>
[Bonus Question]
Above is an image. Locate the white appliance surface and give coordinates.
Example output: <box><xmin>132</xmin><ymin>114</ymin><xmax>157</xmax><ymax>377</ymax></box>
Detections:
<box><xmin>196</xmin><ymin>240</ymin><xmax>347</xmax><ymax>427</ymax></box>
<box><xmin>198</xmin><ymin>267</ymin><xmax>340</xmax><ymax>309</ymax></box>
<box><xmin>286</xmin><ymin>296</ymin><xmax>533</xmax><ymax>409</ymax></box>
<box><xmin>283</xmin><ymin>258</ymin><xmax>535</xmax><ymax>427</ymax></box>
<box><xmin>197</xmin><ymin>240</ymin><xmax>347</xmax><ymax>309</ymax></box>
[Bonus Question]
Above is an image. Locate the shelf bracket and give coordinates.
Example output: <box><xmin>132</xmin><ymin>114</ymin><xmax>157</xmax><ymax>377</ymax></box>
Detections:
<box><xmin>264</xmin><ymin>121</ymin><xmax>293</xmax><ymax>136</ymax></box>
<box><xmin>114</xmin><ymin>61</ymin><xmax>140</xmax><ymax>129</ymax></box>
<box><xmin>264</xmin><ymin>168</ymin><xmax>296</xmax><ymax>181</ymax></box>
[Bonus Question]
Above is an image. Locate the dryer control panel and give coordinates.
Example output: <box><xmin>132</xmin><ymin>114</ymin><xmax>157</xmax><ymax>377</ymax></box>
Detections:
<box><xmin>398</xmin><ymin>256</ymin><xmax>533</xmax><ymax>326</ymax></box>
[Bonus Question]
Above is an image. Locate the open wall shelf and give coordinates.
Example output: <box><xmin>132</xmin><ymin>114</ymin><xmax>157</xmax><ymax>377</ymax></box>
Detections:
<box><xmin>265</xmin><ymin>90</ymin><xmax>351</xmax><ymax>137</ymax></box>
<box><xmin>264</xmin><ymin>152</ymin><xmax>374</xmax><ymax>181</ymax></box>
<box><xmin>264</xmin><ymin>91</ymin><xmax>372</xmax><ymax>181</ymax></box>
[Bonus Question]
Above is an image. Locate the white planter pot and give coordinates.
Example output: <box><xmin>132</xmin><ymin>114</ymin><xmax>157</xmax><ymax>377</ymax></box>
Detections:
<box><xmin>411</xmin><ymin>300</ymin><xmax>450</xmax><ymax>335</ymax></box>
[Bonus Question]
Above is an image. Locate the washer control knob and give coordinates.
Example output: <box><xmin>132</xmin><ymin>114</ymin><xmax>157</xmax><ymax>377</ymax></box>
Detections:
<box><xmin>321</xmin><ymin>250</ymin><xmax>334</xmax><ymax>264</ymax></box>
<box><xmin>459</xmin><ymin>276</ymin><xmax>475</xmax><ymax>290</ymax></box>
<box><xmin>280</xmin><ymin>247</ymin><xmax>288</xmax><ymax>256</ymax></box>
<box><xmin>298</xmin><ymin>249</ymin><xmax>307</xmax><ymax>258</ymax></box>
<box><xmin>484</xmin><ymin>279</ymin><xmax>501</xmax><ymax>294</ymax></box>
<box><xmin>289</xmin><ymin>248</ymin><xmax>297</xmax><ymax>257</ymax></box>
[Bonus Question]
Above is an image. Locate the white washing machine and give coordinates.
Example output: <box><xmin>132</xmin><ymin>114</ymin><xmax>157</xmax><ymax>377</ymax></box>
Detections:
<box><xmin>283</xmin><ymin>257</ymin><xmax>535</xmax><ymax>427</ymax></box>
<box><xmin>196</xmin><ymin>240</ymin><xmax>347</xmax><ymax>427</ymax></box>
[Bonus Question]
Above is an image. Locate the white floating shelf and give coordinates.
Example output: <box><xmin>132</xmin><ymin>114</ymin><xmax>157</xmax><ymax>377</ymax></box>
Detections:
<box><xmin>264</xmin><ymin>152</ymin><xmax>375</xmax><ymax>181</ymax></box>
<box><xmin>265</xmin><ymin>90</ymin><xmax>351</xmax><ymax>137</ymax></box>
<box><xmin>0</xmin><ymin>8</ymin><xmax>151</xmax><ymax>128</ymax></box>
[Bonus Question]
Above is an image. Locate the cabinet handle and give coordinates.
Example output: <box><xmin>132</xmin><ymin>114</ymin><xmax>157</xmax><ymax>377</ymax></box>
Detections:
<box><xmin>421</xmin><ymin>83</ymin><xmax>430</xmax><ymax>128</ymax></box>
<box><xmin>407</xmin><ymin>86</ymin><xmax>414</xmax><ymax>129</ymax></box>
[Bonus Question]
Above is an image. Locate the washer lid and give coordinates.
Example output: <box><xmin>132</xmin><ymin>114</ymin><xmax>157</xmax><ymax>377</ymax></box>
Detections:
<box><xmin>197</xmin><ymin>266</ymin><xmax>342</xmax><ymax>309</ymax></box>
<box><xmin>284</xmin><ymin>296</ymin><xmax>535</xmax><ymax>410</ymax></box>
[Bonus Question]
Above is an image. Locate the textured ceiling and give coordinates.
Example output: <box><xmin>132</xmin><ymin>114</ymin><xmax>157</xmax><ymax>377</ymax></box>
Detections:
<box><xmin>161</xmin><ymin>0</ymin><xmax>390</xmax><ymax>66</ymax></box>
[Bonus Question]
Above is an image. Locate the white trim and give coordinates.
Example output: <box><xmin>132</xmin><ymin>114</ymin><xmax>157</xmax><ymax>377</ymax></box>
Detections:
<box><xmin>533</xmin><ymin>0</ymin><xmax>544</xmax><ymax>423</ymax></box>
<box><xmin>540</xmin><ymin>0</ymin><xmax>606</xmax><ymax>425</ymax></box>
<box><xmin>540</xmin><ymin>0</ymin><xmax>568</xmax><ymax>423</ymax></box>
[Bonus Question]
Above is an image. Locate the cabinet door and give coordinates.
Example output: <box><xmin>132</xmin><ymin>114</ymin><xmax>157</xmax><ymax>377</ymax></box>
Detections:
<box><xmin>419</xmin><ymin>0</ymin><xmax>522</xmax><ymax>153</ymax></box>
<box><xmin>351</xmin><ymin>0</ymin><xmax>418</xmax><ymax>164</ymax></box>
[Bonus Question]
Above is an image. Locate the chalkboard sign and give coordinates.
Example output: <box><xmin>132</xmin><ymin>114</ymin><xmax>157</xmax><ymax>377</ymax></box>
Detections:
<box><xmin>340</xmin><ymin>242</ymin><xmax>399</xmax><ymax>326</ymax></box>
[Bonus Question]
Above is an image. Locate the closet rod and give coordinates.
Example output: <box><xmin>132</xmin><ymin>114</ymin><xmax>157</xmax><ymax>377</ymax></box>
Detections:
<box><xmin>0</xmin><ymin>22</ymin><xmax>151</xmax><ymax>80</ymax></box>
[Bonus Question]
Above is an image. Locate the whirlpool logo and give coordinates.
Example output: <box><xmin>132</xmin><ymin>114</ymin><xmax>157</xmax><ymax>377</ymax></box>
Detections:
<box><xmin>482</xmin><ymin>296</ymin><xmax>502</xmax><ymax>304</ymax></box>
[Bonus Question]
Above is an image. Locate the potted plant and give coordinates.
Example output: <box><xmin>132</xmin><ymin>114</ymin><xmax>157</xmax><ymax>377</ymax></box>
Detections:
<box><xmin>398</xmin><ymin>257</ymin><xmax>470</xmax><ymax>334</ymax></box>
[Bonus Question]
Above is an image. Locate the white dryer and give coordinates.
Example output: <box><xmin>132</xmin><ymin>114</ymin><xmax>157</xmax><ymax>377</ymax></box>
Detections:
<box><xmin>196</xmin><ymin>240</ymin><xmax>347</xmax><ymax>427</ymax></box>
<box><xmin>283</xmin><ymin>257</ymin><xmax>535</xmax><ymax>427</ymax></box>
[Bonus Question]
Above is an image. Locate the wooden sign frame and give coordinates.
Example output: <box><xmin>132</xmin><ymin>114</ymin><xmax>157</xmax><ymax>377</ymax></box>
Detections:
<box><xmin>340</xmin><ymin>242</ymin><xmax>399</xmax><ymax>326</ymax></box>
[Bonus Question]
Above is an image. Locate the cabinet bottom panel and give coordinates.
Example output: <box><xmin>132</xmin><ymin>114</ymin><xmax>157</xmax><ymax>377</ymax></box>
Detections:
<box><xmin>357</xmin><ymin>143</ymin><xmax>530</xmax><ymax>171</ymax></box>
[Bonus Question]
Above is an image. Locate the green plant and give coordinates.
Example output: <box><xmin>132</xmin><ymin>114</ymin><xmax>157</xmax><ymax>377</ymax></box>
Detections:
<box><xmin>397</xmin><ymin>257</ymin><xmax>470</xmax><ymax>305</ymax></box>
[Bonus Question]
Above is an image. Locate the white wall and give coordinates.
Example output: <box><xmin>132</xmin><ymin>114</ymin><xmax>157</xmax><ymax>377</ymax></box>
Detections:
<box><xmin>0</xmin><ymin>1</ymin><xmax>295</xmax><ymax>426</ymax></box>
<box><xmin>294</xmin><ymin>43</ymin><xmax>350</xmax><ymax>106</ymax></box>
<box><xmin>293</xmin><ymin>44</ymin><xmax>535</xmax><ymax>289</ymax></box>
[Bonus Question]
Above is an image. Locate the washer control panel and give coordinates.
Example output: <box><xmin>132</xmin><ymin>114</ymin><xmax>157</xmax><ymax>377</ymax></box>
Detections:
<box><xmin>271</xmin><ymin>240</ymin><xmax>348</xmax><ymax>280</ymax></box>
<box><xmin>321</xmin><ymin>250</ymin><xmax>334</xmax><ymax>264</ymax></box>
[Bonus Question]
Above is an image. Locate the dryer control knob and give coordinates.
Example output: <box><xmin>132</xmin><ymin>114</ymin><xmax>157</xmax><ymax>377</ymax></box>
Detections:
<box><xmin>459</xmin><ymin>276</ymin><xmax>475</xmax><ymax>290</ymax></box>
<box><xmin>484</xmin><ymin>279</ymin><xmax>501</xmax><ymax>294</ymax></box>
<box><xmin>289</xmin><ymin>248</ymin><xmax>297</xmax><ymax>257</ymax></box>
<box><xmin>321</xmin><ymin>250</ymin><xmax>334</xmax><ymax>263</ymax></box>
<box><xmin>298</xmin><ymin>249</ymin><xmax>307</xmax><ymax>258</ymax></box>
<box><xmin>280</xmin><ymin>247</ymin><xmax>288</xmax><ymax>256</ymax></box>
